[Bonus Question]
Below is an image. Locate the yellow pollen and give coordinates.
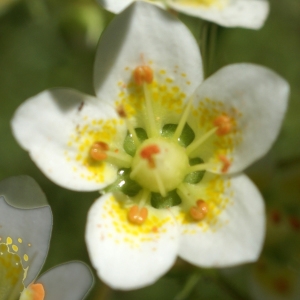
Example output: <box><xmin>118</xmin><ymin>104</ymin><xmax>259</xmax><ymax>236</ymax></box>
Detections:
<box><xmin>128</xmin><ymin>205</ymin><xmax>148</xmax><ymax>225</ymax></box>
<box><xmin>213</xmin><ymin>114</ymin><xmax>233</xmax><ymax>136</ymax></box>
<box><xmin>133</xmin><ymin>65</ymin><xmax>153</xmax><ymax>86</ymax></box>
<box><xmin>190</xmin><ymin>199</ymin><xmax>208</xmax><ymax>221</ymax></box>
<box><xmin>90</xmin><ymin>141</ymin><xmax>109</xmax><ymax>161</ymax></box>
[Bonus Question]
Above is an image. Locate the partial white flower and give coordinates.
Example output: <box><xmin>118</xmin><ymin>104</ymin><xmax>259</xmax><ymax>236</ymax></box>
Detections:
<box><xmin>97</xmin><ymin>0</ymin><xmax>270</xmax><ymax>29</ymax></box>
<box><xmin>0</xmin><ymin>176</ymin><xmax>93</xmax><ymax>299</ymax></box>
<box><xmin>11</xmin><ymin>2</ymin><xmax>289</xmax><ymax>290</ymax></box>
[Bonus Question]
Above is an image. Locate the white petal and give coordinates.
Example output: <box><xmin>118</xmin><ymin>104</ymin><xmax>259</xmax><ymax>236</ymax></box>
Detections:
<box><xmin>0</xmin><ymin>176</ymin><xmax>52</xmax><ymax>286</ymax></box>
<box><xmin>85</xmin><ymin>193</ymin><xmax>179</xmax><ymax>290</ymax></box>
<box><xmin>36</xmin><ymin>262</ymin><xmax>93</xmax><ymax>300</ymax></box>
<box><xmin>193</xmin><ymin>63</ymin><xmax>289</xmax><ymax>174</ymax></box>
<box><xmin>178</xmin><ymin>174</ymin><xmax>265</xmax><ymax>267</ymax></box>
<box><xmin>11</xmin><ymin>88</ymin><xmax>127</xmax><ymax>191</ymax></box>
<box><xmin>168</xmin><ymin>0</ymin><xmax>269</xmax><ymax>29</ymax></box>
<box><xmin>94</xmin><ymin>2</ymin><xmax>203</xmax><ymax>105</ymax></box>
<box><xmin>97</xmin><ymin>0</ymin><xmax>134</xmax><ymax>13</ymax></box>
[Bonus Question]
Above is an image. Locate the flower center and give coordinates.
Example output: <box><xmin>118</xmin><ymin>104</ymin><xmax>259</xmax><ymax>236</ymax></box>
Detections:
<box><xmin>130</xmin><ymin>138</ymin><xmax>189</xmax><ymax>195</ymax></box>
<box><xmin>0</xmin><ymin>243</ymin><xmax>24</xmax><ymax>299</ymax></box>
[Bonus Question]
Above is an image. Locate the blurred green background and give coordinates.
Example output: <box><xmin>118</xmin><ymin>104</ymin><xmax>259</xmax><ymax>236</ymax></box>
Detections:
<box><xmin>0</xmin><ymin>0</ymin><xmax>300</xmax><ymax>299</ymax></box>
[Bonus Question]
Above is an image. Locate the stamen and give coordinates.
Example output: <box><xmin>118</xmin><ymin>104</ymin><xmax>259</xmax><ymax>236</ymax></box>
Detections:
<box><xmin>186</xmin><ymin>162</ymin><xmax>214</xmax><ymax>174</ymax></box>
<box><xmin>128</xmin><ymin>205</ymin><xmax>148</xmax><ymax>225</ymax></box>
<box><xmin>133</xmin><ymin>65</ymin><xmax>157</xmax><ymax>137</ymax></box>
<box><xmin>140</xmin><ymin>144</ymin><xmax>160</xmax><ymax>168</ymax></box>
<box><xmin>173</xmin><ymin>96</ymin><xmax>194</xmax><ymax>141</ymax></box>
<box><xmin>29</xmin><ymin>283</ymin><xmax>45</xmax><ymax>300</ymax></box>
<box><xmin>213</xmin><ymin>114</ymin><xmax>232</xmax><ymax>136</ymax></box>
<box><xmin>190</xmin><ymin>199</ymin><xmax>208</xmax><ymax>221</ymax></box>
<box><xmin>133</xmin><ymin>66</ymin><xmax>153</xmax><ymax>86</ymax></box>
<box><xmin>176</xmin><ymin>184</ymin><xmax>192</xmax><ymax>203</ymax></box>
<box><xmin>219</xmin><ymin>155</ymin><xmax>231</xmax><ymax>173</ymax></box>
<box><xmin>186</xmin><ymin>127</ymin><xmax>217</xmax><ymax>155</ymax></box>
<box><xmin>90</xmin><ymin>141</ymin><xmax>109</xmax><ymax>161</ymax></box>
<box><xmin>143</xmin><ymin>83</ymin><xmax>158</xmax><ymax>137</ymax></box>
<box><xmin>90</xmin><ymin>141</ymin><xmax>132</xmax><ymax>168</ymax></box>
<box><xmin>116</xmin><ymin>104</ymin><xmax>140</xmax><ymax>147</ymax></box>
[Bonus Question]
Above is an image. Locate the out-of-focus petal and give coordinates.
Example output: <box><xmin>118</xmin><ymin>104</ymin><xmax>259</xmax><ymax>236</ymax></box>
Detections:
<box><xmin>0</xmin><ymin>176</ymin><xmax>52</xmax><ymax>286</ymax></box>
<box><xmin>36</xmin><ymin>262</ymin><xmax>93</xmax><ymax>300</ymax></box>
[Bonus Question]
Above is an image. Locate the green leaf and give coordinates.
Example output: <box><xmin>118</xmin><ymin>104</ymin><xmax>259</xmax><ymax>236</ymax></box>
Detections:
<box><xmin>123</xmin><ymin>128</ymin><xmax>148</xmax><ymax>156</ymax></box>
<box><xmin>184</xmin><ymin>157</ymin><xmax>205</xmax><ymax>184</ymax></box>
<box><xmin>103</xmin><ymin>168</ymin><xmax>141</xmax><ymax>197</ymax></box>
<box><xmin>151</xmin><ymin>190</ymin><xmax>182</xmax><ymax>209</ymax></box>
<box><xmin>161</xmin><ymin>123</ymin><xmax>195</xmax><ymax>147</ymax></box>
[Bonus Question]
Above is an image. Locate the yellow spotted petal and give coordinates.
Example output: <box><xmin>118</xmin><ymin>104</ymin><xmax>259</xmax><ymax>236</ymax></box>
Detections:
<box><xmin>178</xmin><ymin>174</ymin><xmax>265</xmax><ymax>267</ymax></box>
<box><xmin>85</xmin><ymin>193</ymin><xmax>179</xmax><ymax>290</ymax></box>
<box><xmin>11</xmin><ymin>88</ymin><xmax>128</xmax><ymax>191</ymax></box>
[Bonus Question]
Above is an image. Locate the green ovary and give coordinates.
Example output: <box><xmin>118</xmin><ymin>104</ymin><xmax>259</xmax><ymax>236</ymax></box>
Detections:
<box><xmin>130</xmin><ymin>138</ymin><xmax>189</xmax><ymax>193</ymax></box>
<box><xmin>0</xmin><ymin>243</ymin><xmax>24</xmax><ymax>299</ymax></box>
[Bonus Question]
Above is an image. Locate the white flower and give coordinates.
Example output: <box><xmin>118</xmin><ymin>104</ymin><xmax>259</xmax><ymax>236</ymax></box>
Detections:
<box><xmin>11</xmin><ymin>2</ymin><xmax>289</xmax><ymax>290</ymax></box>
<box><xmin>0</xmin><ymin>176</ymin><xmax>93</xmax><ymax>299</ymax></box>
<box><xmin>97</xmin><ymin>0</ymin><xmax>269</xmax><ymax>29</ymax></box>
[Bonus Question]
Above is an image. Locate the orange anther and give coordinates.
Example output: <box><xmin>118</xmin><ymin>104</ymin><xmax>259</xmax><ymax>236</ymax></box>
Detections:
<box><xmin>128</xmin><ymin>205</ymin><xmax>148</xmax><ymax>225</ymax></box>
<box><xmin>30</xmin><ymin>283</ymin><xmax>45</xmax><ymax>300</ymax></box>
<box><xmin>213</xmin><ymin>114</ymin><xmax>232</xmax><ymax>136</ymax></box>
<box><xmin>140</xmin><ymin>144</ymin><xmax>160</xmax><ymax>168</ymax></box>
<box><xmin>90</xmin><ymin>141</ymin><xmax>109</xmax><ymax>161</ymax></box>
<box><xmin>219</xmin><ymin>155</ymin><xmax>231</xmax><ymax>173</ymax></box>
<box><xmin>116</xmin><ymin>104</ymin><xmax>127</xmax><ymax>118</ymax></box>
<box><xmin>133</xmin><ymin>65</ymin><xmax>153</xmax><ymax>86</ymax></box>
<box><xmin>190</xmin><ymin>199</ymin><xmax>208</xmax><ymax>221</ymax></box>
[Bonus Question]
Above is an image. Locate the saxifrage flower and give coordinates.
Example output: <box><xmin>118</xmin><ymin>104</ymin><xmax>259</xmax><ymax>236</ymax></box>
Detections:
<box><xmin>0</xmin><ymin>176</ymin><xmax>93</xmax><ymax>299</ymax></box>
<box><xmin>11</xmin><ymin>2</ymin><xmax>289</xmax><ymax>290</ymax></box>
<box><xmin>97</xmin><ymin>0</ymin><xmax>269</xmax><ymax>29</ymax></box>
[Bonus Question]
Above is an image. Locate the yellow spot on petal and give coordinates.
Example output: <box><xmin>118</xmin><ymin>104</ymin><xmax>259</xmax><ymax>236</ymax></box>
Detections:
<box><xmin>12</xmin><ymin>245</ymin><xmax>18</xmax><ymax>252</ymax></box>
<box><xmin>6</xmin><ymin>237</ymin><xmax>12</xmax><ymax>245</ymax></box>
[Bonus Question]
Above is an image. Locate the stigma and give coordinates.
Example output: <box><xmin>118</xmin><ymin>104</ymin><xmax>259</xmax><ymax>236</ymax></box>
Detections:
<box><xmin>140</xmin><ymin>144</ymin><xmax>160</xmax><ymax>168</ymax></box>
